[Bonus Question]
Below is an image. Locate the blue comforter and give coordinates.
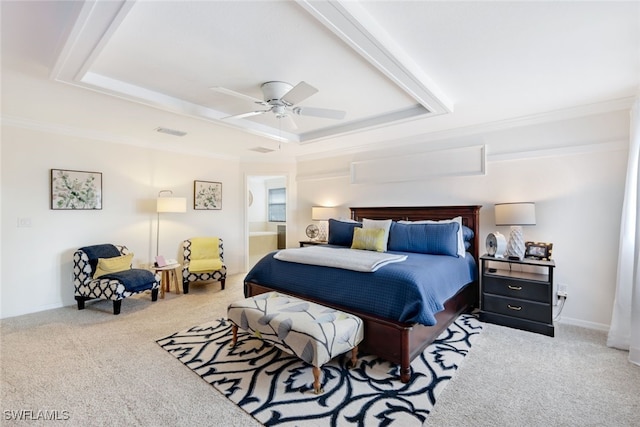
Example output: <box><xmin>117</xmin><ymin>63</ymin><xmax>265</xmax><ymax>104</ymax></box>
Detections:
<box><xmin>244</xmin><ymin>248</ymin><xmax>477</xmax><ymax>326</ymax></box>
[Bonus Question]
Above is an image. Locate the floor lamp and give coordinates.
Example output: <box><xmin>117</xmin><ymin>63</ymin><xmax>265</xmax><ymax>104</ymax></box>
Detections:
<box><xmin>495</xmin><ymin>202</ymin><xmax>536</xmax><ymax>260</ymax></box>
<box><xmin>156</xmin><ymin>190</ymin><xmax>186</xmax><ymax>257</ymax></box>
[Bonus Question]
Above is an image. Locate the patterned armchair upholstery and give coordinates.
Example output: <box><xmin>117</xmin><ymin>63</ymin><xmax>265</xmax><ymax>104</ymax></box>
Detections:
<box><xmin>73</xmin><ymin>244</ymin><xmax>160</xmax><ymax>315</ymax></box>
<box><xmin>182</xmin><ymin>237</ymin><xmax>227</xmax><ymax>294</ymax></box>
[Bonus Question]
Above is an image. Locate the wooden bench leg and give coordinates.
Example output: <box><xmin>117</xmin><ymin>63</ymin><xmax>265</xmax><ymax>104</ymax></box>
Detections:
<box><xmin>350</xmin><ymin>345</ymin><xmax>358</xmax><ymax>368</ymax></box>
<box><xmin>313</xmin><ymin>366</ymin><xmax>323</xmax><ymax>394</ymax></box>
<box><xmin>230</xmin><ymin>324</ymin><xmax>238</xmax><ymax>347</ymax></box>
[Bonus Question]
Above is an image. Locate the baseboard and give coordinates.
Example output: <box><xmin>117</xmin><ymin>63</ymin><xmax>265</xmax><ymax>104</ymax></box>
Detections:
<box><xmin>554</xmin><ymin>316</ymin><xmax>609</xmax><ymax>332</ymax></box>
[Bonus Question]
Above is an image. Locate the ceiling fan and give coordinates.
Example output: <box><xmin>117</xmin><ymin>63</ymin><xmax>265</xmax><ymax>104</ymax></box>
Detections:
<box><xmin>212</xmin><ymin>81</ymin><xmax>346</xmax><ymax>129</ymax></box>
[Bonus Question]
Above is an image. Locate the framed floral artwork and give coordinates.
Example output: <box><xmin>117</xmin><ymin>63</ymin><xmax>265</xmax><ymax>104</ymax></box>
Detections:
<box><xmin>51</xmin><ymin>169</ymin><xmax>102</xmax><ymax>210</ymax></box>
<box><xmin>194</xmin><ymin>180</ymin><xmax>222</xmax><ymax>210</ymax></box>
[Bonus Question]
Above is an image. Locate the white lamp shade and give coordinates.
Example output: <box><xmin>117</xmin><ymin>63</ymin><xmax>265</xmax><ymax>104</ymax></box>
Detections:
<box><xmin>311</xmin><ymin>206</ymin><xmax>338</xmax><ymax>221</ymax></box>
<box><xmin>495</xmin><ymin>202</ymin><xmax>536</xmax><ymax>226</ymax></box>
<box><xmin>157</xmin><ymin>197</ymin><xmax>186</xmax><ymax>213</ymax></box>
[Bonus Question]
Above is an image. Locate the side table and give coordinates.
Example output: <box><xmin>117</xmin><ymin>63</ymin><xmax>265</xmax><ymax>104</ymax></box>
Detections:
<box><xmin>153</xmin><ymin>263</ymin><xmax>182</xmax><ymax>298</ymax></box>
<box><xmin>479</xmin><ymin>254</ymin><xmax>555</xmax><ymax>337</ymax></box>
<box><xmin>299</xmin><ymin>240</ymin><xmax>329</xmax><ymax>247</ymax></box>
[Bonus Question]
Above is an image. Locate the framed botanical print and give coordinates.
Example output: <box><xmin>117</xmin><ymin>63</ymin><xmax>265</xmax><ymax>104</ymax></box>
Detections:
<box><xmin>50</xmin><ymin>169</ymin><xmax>102</xmax><ymax>210</ymax></box>
<box><xmin>194</xmin><ymin>180</ymin><xmax>222</xmax><ymax>210</ymax></box>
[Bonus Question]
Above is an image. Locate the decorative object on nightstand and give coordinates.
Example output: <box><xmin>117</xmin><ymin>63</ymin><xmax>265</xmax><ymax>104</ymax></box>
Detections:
<box><xmin>495</xmin><ymin>202</ymin><xmax>536</xmax><ymax>260</ymax></box>
<box><xmin>156</xmin><ymin>190</ymin><xmax>186</xmax><ymax>256</ymax></box>
<box><xmin>479</xmin><ymin>254</ymin><xmax>555</xmax><ymax>337</ymax></box>
<box><xmin>485</xmin><ymin>232</ymin><xmax>507</xmax><ymax>258</ymax></box>
<box><xmin>525</xmin><ymin>241</ymin><xmax>553</xmax><ymax>260</ymax></box>
<box><xmin>311</xmin><ymin>206</ymin><xmax>338</xmax><ymax>242</ymax></box>
<box><xmin>305</xmin><ymin>224</ymin><xmax>319</xmax><ymax>241</ymax></box>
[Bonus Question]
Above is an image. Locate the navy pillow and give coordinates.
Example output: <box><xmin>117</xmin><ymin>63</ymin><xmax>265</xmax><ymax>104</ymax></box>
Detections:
<box><xmin>462</xmin><ymin>225</ymin><xmax>474</xmax><ymax>250</ymax></box>
<box><xmin>462</xmin><ymin>225</ymin><xmax>474</xmax><ymax>242</ymax></box>
<box><xmin>388</xmin><ymin>221</ymin><xmax>459</xmax><ymax>256</ymax></box>
<box><xmin>328</xmin><ymin>219</ymin><xmax>362</xmax><ymax>246</ymax></box>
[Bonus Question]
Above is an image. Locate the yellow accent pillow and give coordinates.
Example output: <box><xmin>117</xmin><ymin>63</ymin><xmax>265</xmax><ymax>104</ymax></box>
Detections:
<box><xmin>188</xmin><ymin>237</ymin><xmax>222</xmax><ymax>273</ymax></box>
<box><xmin>351</xmin><ymin>228</ymin><xmax>386</xmax><ymax>252</ymax></box>
<box><xmin>94</xmin><ymin>253</ymin><xmax>133</xmax><ymax>279</ymax></box>
<box><xmin>190</xmin><ymin>237</ymin><xmax>219</xmax><ymax>260</ymax></box>
<box><xmin>188</xmin><ymin>258</ymin><xmax>223</xmax><ymax>273</ymax></box>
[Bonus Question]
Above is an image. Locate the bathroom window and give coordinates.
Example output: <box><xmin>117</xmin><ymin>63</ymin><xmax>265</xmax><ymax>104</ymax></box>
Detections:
<box><xmin>268</xmin><ymin>187</ymin><xmax>286</xmax><ymax>222</ymax></box>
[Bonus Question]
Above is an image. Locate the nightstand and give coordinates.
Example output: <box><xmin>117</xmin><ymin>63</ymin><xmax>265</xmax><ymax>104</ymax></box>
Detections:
<box><xmin>479</xmin><ymin>255</ymin><xmax>555</xmax><ymax>337</ymax></box>
<box><xmin>299</xmin><ymin>240</ymin><xmax>328</xmax><ymax>247</ymax></box>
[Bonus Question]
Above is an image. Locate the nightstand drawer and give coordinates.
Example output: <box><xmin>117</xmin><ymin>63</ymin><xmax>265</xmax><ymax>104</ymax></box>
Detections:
<box><xmin>483</xmin><ymin>275</ymin><xmax>549</xmax><ymax>303</ymax></box>
<box><xmin>482</xmin><ymin>294</ymin><xmax>551</xmax><ymax>323</ymax></box>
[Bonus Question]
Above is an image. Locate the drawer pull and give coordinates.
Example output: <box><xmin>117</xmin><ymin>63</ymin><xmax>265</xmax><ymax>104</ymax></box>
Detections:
<box><xmin>507</xmin><ymin>304</ymin><xmax>522</xmax><ymax>311</ymax></box>
<box><xmin>508</xmin><ymin>285</ymin><xmax>522</xmax><ymax>291</ymax></box>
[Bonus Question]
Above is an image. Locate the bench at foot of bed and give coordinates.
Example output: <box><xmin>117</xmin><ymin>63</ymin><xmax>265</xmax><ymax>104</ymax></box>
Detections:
<box><xmin>227</xmin><ymin>291</ymin><xmax>364</xmax><ymax>394</ymax></box>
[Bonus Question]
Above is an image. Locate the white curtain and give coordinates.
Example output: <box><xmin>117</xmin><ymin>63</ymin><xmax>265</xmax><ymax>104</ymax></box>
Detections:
<box><xmin>607</xmin><ymin>98</ymin><xmax>640</xmax><ymax>366</ymax></box>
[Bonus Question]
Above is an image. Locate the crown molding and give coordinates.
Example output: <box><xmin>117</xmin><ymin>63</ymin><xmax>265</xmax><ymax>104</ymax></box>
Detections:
<box><xmin>0</xmin><ymin>114</ymin><xmax>238</xmax><ymax>161</ymax></box>
<box><xmin>296</xmin><ymin>96</ymin><xmax>635</xmax><ymax>162</ymax></box>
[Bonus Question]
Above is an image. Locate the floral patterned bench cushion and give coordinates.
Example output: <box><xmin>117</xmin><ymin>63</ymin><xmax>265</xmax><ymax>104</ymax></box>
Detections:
<box><xmin>227</xmin><ymin>292</ymin><xmax>363</xmax><ymax>367</ymax></box>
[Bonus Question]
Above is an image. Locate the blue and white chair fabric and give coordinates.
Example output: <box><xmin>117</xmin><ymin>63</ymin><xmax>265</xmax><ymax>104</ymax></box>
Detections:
<box><xmin>73</xmin><ymin>244</ymin><xmax>160</xmax><ymax>315</ymax></box>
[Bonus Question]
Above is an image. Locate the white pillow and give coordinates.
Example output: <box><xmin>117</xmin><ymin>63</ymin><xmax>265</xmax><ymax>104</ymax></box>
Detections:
<box><xmin>398</xmin><ymin>216</ymin><xmax>465</xmax><ymax>257</ymax></box>
<box><xmin>362</xmin><ymin>218</ymin><xmax>392</xmax><ymax>252</ymax></box>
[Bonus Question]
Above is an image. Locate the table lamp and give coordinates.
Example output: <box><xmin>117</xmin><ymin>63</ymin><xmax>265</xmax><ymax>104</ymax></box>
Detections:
<box><xmin>495</xmin><ymin>202</ymin><xmax>536</xmax><ymax>260</ymax></box>
<box><xmin>156</xmin><ymin>190</ymin><xmax>186</xmax><ymax>256</ymax></box>
<box><xmin>311</xmin><ymin>206</ymin><xmax>338</xmax><ymax>242</ymax></box>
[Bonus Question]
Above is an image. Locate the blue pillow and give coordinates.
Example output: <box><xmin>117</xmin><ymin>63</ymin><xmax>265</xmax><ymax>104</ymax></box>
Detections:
<box><xmin>462</xmin><ymin>225</ymin><xmax>474</xmax><ymax>250</ymax></box>
<box><xmin>462</xmin><ymin>225</ymin><xmax>474</xmax><ymax>242</ymax></box>
<box><xmin>328</xmin><ymin>219</ymin><xmax>362</xmax><ymax>246</ymax></box>
<box><xmin>388</xmin><ymin>221</ymin><xmax>460</xmax><ymax>256</ymax></box>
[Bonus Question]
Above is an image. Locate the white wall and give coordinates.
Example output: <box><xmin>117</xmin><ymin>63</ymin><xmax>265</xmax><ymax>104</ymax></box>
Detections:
<box><xmin>296</xmin><ymin>110</ymin><xmax>630</xmax><ymax>330</ymax></box>
<box><xmin>1</xmin><ymin>108</ymin><xmax>630</xmax><ymax>329</ymax></box>
<box><xmin>0</xmin><ymin>125</ymin><xmax>245</xmax><ymax>319</ymax></box>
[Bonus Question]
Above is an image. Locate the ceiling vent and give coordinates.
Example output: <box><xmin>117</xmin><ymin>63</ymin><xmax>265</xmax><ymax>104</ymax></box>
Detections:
<box><xmin>155</xmin><ymin>127</ymin><xmax>187</xmax><ymax>137</ymax></box>
<box><xmin>250</xmin><ymin>146</ymin><xmax>275</xmax><ymax>153</ymax></box>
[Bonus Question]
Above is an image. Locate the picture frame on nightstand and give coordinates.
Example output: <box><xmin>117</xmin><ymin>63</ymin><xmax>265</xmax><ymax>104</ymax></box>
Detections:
<box><xmin>524</xmin><ymin>241</ymin><xmax>553</xmax><ymax>260</ymax></box>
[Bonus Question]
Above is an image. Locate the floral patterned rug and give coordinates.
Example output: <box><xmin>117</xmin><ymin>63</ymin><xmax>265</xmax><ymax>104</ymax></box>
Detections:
<box><xmin>156</xmin><ymin>314</ymin><xmax>482</xmax><ymax>426</ymax></box>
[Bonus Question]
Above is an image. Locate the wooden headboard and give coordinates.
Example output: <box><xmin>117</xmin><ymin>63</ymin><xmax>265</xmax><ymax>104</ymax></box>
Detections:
<box><xmin>350</xmin><ymin>205</ymin><xmax>482</xmax><ymax>260</ymax></box>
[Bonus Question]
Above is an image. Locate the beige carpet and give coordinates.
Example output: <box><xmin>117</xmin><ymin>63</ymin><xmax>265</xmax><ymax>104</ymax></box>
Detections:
<box><xmin>2</xmin><ymin>273</ymin><xmax>639</xmax><ymax>426</ymax></box>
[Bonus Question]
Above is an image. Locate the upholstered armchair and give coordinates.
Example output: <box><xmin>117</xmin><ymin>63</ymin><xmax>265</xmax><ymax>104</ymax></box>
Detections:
<box><xmin>73</xmin><ymin>244</ymin><xmax>160</xmax><ymax>315</ymax></box>
<box><xmin>181</xmin><ymin>237</ymin><xmax>227</xmax><ymax>293</ymax></box>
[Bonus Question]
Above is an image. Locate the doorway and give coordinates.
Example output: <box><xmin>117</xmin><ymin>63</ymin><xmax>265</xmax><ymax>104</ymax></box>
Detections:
<box><xmin>246</xmin><ymin>175</ymin><xmax>287</xmax><ymax>270</ymax></box>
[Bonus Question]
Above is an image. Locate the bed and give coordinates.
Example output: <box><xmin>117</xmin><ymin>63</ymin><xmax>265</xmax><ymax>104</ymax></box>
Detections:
<box><xmin>244</xmin><ymin>205</ymin><xmax>481</xmax><ymax>382</ymax></box>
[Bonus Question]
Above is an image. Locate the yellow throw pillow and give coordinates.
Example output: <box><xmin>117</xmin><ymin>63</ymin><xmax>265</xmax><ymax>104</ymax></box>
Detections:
<box><xmin>190</xmin><ymin>237</ymin><xmax>220</xmax><ymax>260</ymax></box>
<box><xmin>351</xmin><ymin>228</ymin><xmax>386</xmax><ymax>252</ymax></box>
<box><xmin>94</xmin><ymin>253</ymin><xmax>133</xmax><ymax>279</ymax></box>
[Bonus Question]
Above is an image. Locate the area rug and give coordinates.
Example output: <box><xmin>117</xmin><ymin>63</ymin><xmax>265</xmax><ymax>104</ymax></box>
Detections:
<box><xmin>157</xmin><ymin>314</ymin><xmax>482</xmax><ymax>427</ymax></box>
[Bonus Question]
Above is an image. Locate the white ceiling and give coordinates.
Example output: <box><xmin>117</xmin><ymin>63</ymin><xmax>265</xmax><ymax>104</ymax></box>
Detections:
<box><xmin>2</xmin><ymin>1</ymin><xmax>638</xmax><ymax>161</ymax></box>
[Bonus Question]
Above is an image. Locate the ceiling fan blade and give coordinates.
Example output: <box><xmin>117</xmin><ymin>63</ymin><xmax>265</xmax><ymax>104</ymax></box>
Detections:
<box><xmin>222</xmin><ymin>110</ymin><xmax>270</xmax><ymax>120</ymax></box>
<box><xmin>210</xmin><ymin>86</ymin><xmax>266</xmax><ymax>105</ymax></box>
<box><xmin>292</xmin><ymin>106</ymin><xmax>346</xmax><ymax>120</ymax></box>
<box><xmin>281</xmin><ymin>81</ymin><xmax>318</xmax><ymax>106</ymax></box>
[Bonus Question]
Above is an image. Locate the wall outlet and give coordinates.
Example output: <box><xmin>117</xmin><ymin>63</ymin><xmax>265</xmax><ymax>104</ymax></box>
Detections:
<box><xmin>557</xmin><ymin>283</ymin><xmax>568</xmax><ymax>298</ymax></box>
<box><xmin>17</xmin><ymin>217</ymin><xmax>32</xmax><ymax>228</ymax></box>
